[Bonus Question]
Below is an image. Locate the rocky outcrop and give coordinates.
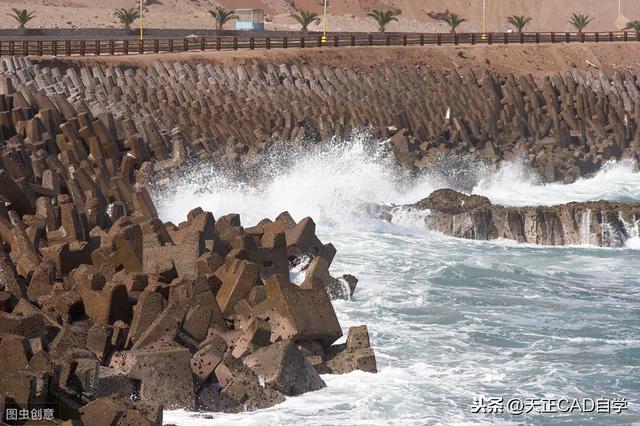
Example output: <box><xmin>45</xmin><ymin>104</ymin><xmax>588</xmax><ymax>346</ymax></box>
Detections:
<box><xmin>377</xmin><ymin>189</ymin><xmax>640</xmax><ymax>247</ymax></box>
<box><xmin>0</xmin><ymin>59</ymin><xmax>377</xmax><ymax>424</ymax></box>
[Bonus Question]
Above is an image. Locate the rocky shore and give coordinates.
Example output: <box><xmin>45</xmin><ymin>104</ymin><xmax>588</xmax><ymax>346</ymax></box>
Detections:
<box><xmin>0</xmin><ymin>58</ymin><xmax>376</xmax><ymax>424</ymax></box>
<box><xmin>375</xmin><ymin>189</ymin><xmax>640</xmax><ymax>247</ymax></box>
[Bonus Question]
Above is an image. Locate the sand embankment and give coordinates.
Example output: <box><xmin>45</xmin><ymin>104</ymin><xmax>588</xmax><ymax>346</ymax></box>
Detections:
<box><xmin>44</xmin><ymin>42</ymin><xmax>640</xmax><ymax>79</ymax></box>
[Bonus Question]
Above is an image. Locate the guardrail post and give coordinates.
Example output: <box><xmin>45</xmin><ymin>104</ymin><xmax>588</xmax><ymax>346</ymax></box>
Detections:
<box><xmin>154</xmin><ymin>39</ymin><xmax>159</xmax><ymax>53</ymax></box>
<box><xmin>488</xmin><ymin>32</ymin><xmax>493</xmax><ymax>44</ymax></box>
<box><xmin>95</xmin><ymin>40</ymin><xmax>100</xmax><ymax>56</ymax></box>
<box><xmin>0</xmin><ymin>41</ymin><xmax>3</xmax><ymax>57</ymax></box>
<box><xmin>232</xmin><ymin>37</ymin><xmax>238</xmax><ymax>50</ymax></box>
<box><xmin>535</xmin><ymin>32</ymin><xmax>540</xmax><ymax>43</ymax></box>
<box><xmin>168</xmin><ymin>39</ymin><xmax>173</xmax><ymax>52</ymax></box>
<box><xmin>624</xmin><ymin>31</ymin><xmax>628</xmax><ymax>42</ymax></box>
<box><xmin>317</xmin><ymin>35</ymin><xmax>322</xmax><ymax>47</ymax></box>
<box><xmin>580</xmin><ymin>32</ymin><xmax>585</xmax><ymax>43</ymax></box>
<box><xmin>37</xmin><ymin>41</ymin><xmax>43</xmax><ymax>56</ymax></box>
<box><xmin>300</xmin><ymin>36</ymin><xmax>305</xmax><ymax>48</ymax></box>
<box><xmin>520</xmin><ymin>32</ymin><xmax>524</xmax><ymax>43</ymax></box>
<box><xmin>609</xmin><ymin>31</ymin><xmax>613</xmax><ymax>42</ymax></box>
<box><xmin>637</xmin><ymin>30</ymin><xmax>640</xmax><ymax>41</ymax></box>
<box><xmin>551</xmin><ymin>32</ymin><xmax>555</xmax><ymax>43</ymax></box>
<box><xmin>65</xmin><ymin>40</ymin><xmax>70</xmax><ymax>56</ymax></box>
<box><xmin>351</xmin><ymin>35</ymin><xmax>356</xmax><ymax>46</ymax></box>
<box><xmin>266</xmin><ymin>37</ymin><xmax>271</xmax><ymax>50</ymax></box>
<box><xmin>334</xmin><ymin>35</ymin><xmax>339</xmax><ymax>47</ymax></box>
<box><xmin>123</xmin><ymin>40</ymin><xmax>129</xmax><ymax>55</ymax></box>
<box><xmin>9</xmin><ymin>41</ymin><xmax>14</xmax><ymax>56</ymax></box>
<box><xmin>565</xmin><ymin>32</ymin><xmax>570</xmax><ymax>43</ymax></box>
<box><xmin>402</xmin><ymin>35</ymin><xmax>407</xmax><ymax>46</ymax></box>
<box><xmin>80</xmin><ymin>40</ymin><xmax>86</xmax><ymax>56</ymax></box>
<box><xmin>183</xmin><ymin>38</ymin><xmax>188</xmax><ymax>51</ymax></box>
<box><xmin>471</xmin><ymin>33</ymin><xmax>476</xmax><ymax>45</ymax></box>
<box><xmin>419</xmin><ymin>33</ymin><xmax>424</xmax><ymax>46</ymax></box>
<box><xmin>369</xmin><ymin>34</ymin><xmax>373</xmax><ymax>46</ymax></box>
<box><xmin>386</xmin><ymin>35</ymin><xmax>391</xmax><ymax>46</ymax></box>
<box><xmin>200</xmin><ymin>37</ymin><xmax>206</xmax><ymax>51</ymax></box>
<box><xmin>595</xmin><ymin>32</ymin><xmax>599</xmax><ymax>42</ymax></box>
<box><xmin>23</xmin><ymin>41</ymin><xmax>28</xmax><ymax>56</ymax></box>
<box><xmin>52</xmin><ymin>40</ymin><xmax>58</xmax><ymax>56</ymax></box>
<box><xmin>139</xmin><ymin>39</ymin><xmax>144</xmax><ymax>54</ymax></box>
<box><xmin>249</xmin><ymin>37</ymin><xmax>255</xmax><ymax>50</ymax></box>
<box><xmin>109</xmin><ymin>40</ymin><xmax>115</xmax><ymax>55</ymax></box>
<box><xmin>283</xmin><ymin>36</ymin><xmax>287</xmax><ymax>49</ymax></box>
<box><xmin>437</xmin><ymin>33</ymin><xmax>441</xmax><ymax>45</ymax></box>
<box><xmin>216</xmin><ymin>37</ymin><xmax>221</xmax><ymax>51</ymax></box>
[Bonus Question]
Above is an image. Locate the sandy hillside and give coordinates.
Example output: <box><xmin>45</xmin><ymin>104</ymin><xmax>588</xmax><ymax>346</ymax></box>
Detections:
<box><xmin>1</xmin><ymin>0</ymin><xmax>640</xmax><ymax>33</ymax></box>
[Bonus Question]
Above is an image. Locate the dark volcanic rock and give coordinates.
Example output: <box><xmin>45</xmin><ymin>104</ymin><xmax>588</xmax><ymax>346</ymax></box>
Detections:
<box><xmin>381</xmin><ymin>188</ymin><xmax>640</xmax><ymax>247</ymax></box>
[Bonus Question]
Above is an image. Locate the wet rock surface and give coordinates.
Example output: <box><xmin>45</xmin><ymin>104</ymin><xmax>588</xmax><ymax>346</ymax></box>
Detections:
<box><xmin>0</xmin><ymin>57</ymin><xmax>377</xmax><ymax>423</ymax></box>
<box><xmin>376</xmin><ymin>188</ymin><xmax>640</xmax><ymax>247</ymax></box>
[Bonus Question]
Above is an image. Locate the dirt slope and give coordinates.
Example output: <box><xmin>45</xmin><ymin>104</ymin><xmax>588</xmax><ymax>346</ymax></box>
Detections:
<box><xmin>48</xmin><ymin>42</ymin><xmax>640</xmax><ymax>81</ymax></box>
<box><xmin>2</xmin><ymin>0</ymin><xmax>640</xmax><ymax>33</ymax></box>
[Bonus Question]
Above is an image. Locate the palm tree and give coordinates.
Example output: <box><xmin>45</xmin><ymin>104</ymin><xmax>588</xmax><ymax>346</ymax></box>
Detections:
<box><xmin>569</xmin><ymin>13</ymin><xmax>594</xmax><ymax>33</ymax></box>
<box><xmin>367</xmin><ymin>9</ymin><xmax>400</xmax><ymax>33</ymax></box>
<box><xmin>508</xmin><ymin>15</ymin><xmax>532</xmax><ymax>32</ymax></box>
<box><xmin>291</xmin><ymin>9</ymin><xmax>320</xmax><ymax>32</ymax></box>
<box><xmin>444</xmin><ymin>13</ymin><xmax>466</xmax><ymax>33</ymax></box>
<box><xmin>209</xmin><ymin>7</ymin><xmax>238</xmax><ymax>30</ymax></box>
<box><xmin>8</xmin><ymin>9</ymin><xmax>35</xmax><ymax>28</ymax></box>
<box><xmin>115</xmin><ymin>8</ymin><xmax>140</xmax><ymax>31</ymax></box>
<box><xmin>626</xmin><ymin>20</ymin><xmax>640</xmax><ymax>31</ymax></box>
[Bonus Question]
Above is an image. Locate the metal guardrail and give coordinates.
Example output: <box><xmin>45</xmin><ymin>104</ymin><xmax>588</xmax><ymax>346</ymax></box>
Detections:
<box><xmin>2</xmin><ymin>31</ymin><xmax>638</xmax><ymax>57</ymax></box>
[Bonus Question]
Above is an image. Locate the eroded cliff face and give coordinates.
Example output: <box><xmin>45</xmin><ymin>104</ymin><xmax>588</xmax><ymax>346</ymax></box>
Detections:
<box><xmin>378</xmin><ymin>189</ymin><xmax>640</xmax><ymax>247</ymax></box>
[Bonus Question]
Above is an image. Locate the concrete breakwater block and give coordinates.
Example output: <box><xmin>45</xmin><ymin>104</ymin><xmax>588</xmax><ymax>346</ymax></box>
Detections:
<box><xmin>5</xmin><ymin>56</ymin><xmax>640</xmax><ymax>185</ymax></box>
<box><xmin>0</xmin><ymin>57</ymin><xmax>376</xmax><ymax>423</ymax></box>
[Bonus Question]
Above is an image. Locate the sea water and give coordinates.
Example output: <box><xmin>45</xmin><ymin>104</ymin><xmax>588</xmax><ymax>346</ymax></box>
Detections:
<box><xmin>156</xmin><ymin>137</ymin><xmax>640</xmax><ymax>425</ymax></box>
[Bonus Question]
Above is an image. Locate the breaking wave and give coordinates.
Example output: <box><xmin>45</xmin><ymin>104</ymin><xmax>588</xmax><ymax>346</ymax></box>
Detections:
<box><xmin>154</xmin><ymin>135</ymin><xmax>640</xmax><ymax>233</ymax></box>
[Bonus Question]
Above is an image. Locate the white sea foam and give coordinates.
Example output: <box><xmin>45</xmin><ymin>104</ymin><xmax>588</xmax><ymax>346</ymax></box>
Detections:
<box><xmin>155</xmin><ymin>134</ymin><xmax>439</xmax><ymax>229</ymax></box>
<box><xmin>155</xmin><ymin>136</ymin><xmax>640</xmax><ymax>231</ymax></box>
<box><xmin>472</xmin><ymin>158</ymin><xmax>640</xmax><ymax>206</ymax></box>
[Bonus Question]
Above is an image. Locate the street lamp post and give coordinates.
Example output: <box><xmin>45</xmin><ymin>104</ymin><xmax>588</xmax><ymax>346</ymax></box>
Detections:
<box><xmin>322</xmin><ymin>0</ymin><xmax>328</xmax><ymax>44</ymax></box>
<box><xmin>139</xmin><ymin>0</ymin><xmax>144</xmax><ymax>41</ymax></box>
<box><xmin>618</xmin><ymin>0</ymin><xmax>622</xmax><ymax>31</ymax></box>
<box><xmin>481</xmin><ymin>0</ymin><xmax>487</xmax><ymax>40</ymax></box>
<box><xmin>483</xmin><ymin>0</ymin><xmax>487</xmax><ymax>33</ymax></box>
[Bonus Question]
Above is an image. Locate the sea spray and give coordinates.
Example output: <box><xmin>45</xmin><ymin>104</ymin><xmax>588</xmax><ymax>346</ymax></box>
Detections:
<box><xmin>473</xmin><ymin>158</ymin><xmax>640</xmax><ymax>207</ymax></box>
<box><xmin>154</xmin><ymin>136</ymin><xmax>640</xmax><ymax>235</ymax></box>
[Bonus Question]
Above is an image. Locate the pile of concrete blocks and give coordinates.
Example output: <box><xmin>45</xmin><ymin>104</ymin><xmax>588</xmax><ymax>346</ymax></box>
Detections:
<box><xmin>0</xmin><ymin>64</ymin><xmax>376</xmax><ymax>424</ymax></box>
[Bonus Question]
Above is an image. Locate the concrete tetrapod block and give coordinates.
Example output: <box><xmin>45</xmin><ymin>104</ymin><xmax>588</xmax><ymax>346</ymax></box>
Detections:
<box><xmin>243</xmin><ymin>339</ymin><xmax>326</xmax><ymax>396</ymax></box>
<box><xmin>254</xmin><ymin>274</ymin><xmax>342</xmax><ymax>345</ymax></box>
